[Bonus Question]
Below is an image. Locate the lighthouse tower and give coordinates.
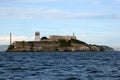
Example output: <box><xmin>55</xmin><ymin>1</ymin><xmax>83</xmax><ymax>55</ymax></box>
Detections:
<box><xmin>10</xmin><ymin>32</ymin><xmax>12</xmax><ymax>45</ymax></box>
<box><xmin>35</xmin><ymin>32</ymin><xmax>40</xmax><ymax>41</ymax></box>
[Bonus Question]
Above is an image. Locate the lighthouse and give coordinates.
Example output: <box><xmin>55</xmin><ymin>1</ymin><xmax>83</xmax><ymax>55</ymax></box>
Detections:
<box><xmin>10</xmin><ymin>32</ymin><xmax>12</xmax><ymax>45</ymax></box>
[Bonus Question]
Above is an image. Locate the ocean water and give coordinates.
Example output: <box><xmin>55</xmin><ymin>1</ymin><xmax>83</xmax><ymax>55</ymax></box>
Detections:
<box><xmin>0</xmin><ymin>52</ymin><xmax>120</xmax><ymax>80</ymax></box>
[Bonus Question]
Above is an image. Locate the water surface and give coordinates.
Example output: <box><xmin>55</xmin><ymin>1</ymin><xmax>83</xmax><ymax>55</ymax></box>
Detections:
<box><xmin>0</xmin><ymin>51</ymin><xmax>120</xmax><ymax>80</ymax></box>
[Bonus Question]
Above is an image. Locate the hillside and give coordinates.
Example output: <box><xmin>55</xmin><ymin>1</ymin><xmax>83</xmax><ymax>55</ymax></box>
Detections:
<box><xmin>6</xmin><ymin>39</ymin><xmax>114</xmax><ymax>52</ymax></box>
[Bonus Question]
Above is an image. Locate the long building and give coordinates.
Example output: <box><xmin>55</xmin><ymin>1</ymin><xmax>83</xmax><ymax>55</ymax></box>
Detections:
<box><xmin>49</xmin><ymin>35</ymin><xmax>76</xmax><ymax>41</ymax></box>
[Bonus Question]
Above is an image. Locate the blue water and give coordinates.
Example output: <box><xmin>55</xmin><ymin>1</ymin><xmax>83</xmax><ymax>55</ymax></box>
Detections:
<box><xmin>0</xmin><ymin>52</ymin><xmax>120</xmax><ymax>80</ymax></box>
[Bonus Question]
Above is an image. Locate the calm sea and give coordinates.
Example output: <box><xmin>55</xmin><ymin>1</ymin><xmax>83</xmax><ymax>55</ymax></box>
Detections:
<box><xmin>0</xmin><ymin>51</ymin><xmax>120</xmax><ymax>80</ymax></box>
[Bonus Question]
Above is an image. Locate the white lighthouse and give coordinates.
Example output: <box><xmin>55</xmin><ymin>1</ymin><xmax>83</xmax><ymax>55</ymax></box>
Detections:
<box><xmin>35</xmin><ymin>32</ymin><xmax>40</xmax><ymax>41</ymax></box>
<box><xmin>10</xmin><ymin>32</ymin><xmax>12</xmax><ymax>45</ymax></box>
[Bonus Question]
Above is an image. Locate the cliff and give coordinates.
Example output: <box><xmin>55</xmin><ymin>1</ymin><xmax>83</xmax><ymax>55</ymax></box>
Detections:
<box><xmin>6</xmin><ymin>39</ymin><xmax>114</xmax><ymax>52</ymax></box>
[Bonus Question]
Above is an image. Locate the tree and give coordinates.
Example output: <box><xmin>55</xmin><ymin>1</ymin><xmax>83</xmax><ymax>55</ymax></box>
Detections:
<box><xmin>41</xmin><ymin>36</ymin><xmax>48</xmax><ymax>40</ymax></box>
<box><xmin>58</xmin><ymin>39</ymin><xmax>72</xmax><ymax>47</ymax></box>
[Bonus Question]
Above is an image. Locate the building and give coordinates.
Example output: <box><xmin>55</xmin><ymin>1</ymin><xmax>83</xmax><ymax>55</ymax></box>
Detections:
<box><xmin>49</xmin><ymin>35</ymin><xmax>76</xmax><ymax>41</ymax></box>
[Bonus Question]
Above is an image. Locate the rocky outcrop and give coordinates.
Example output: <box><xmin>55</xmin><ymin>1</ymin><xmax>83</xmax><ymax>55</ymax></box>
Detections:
<box><xmin>78</xmin><ymin>46</ymin><xmax>90</xmax><ymax>51</ymax></box>
<box><xmin>89</xmin><ymin>45</ymin><xmax>101</xmax><ymax>51</ymax></box>
<box><xmin>101</xmin><ymin>46</ymin><xmax>114</xmax><ymax>51</ymax></box>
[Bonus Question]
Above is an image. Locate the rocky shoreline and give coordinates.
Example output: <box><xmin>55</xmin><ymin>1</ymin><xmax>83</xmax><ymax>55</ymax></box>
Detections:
<box><xmin>6</xmin><ymin>39</ymin><xmax>114</xmax><ymax>52</ymax></box>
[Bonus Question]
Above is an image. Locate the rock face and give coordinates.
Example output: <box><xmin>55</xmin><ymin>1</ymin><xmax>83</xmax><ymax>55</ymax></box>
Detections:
<box><xmin>79</xmin><ymin>46</ymin><xmax>90</xmax><ymax>51</ymax></box>
<box><xmin>89</xmin><ymin>45</ymin><xmax>101</xmax><ymax>52</ymax></box>
<box><xmin>102</xmin><ymin>46</ymin><xmax>114</xmax><ymax>51</ymax></box>
<box><xmin>6</xmin><ymin>39</ymin><xmax>114</xmax><ymax>52</ymax></box>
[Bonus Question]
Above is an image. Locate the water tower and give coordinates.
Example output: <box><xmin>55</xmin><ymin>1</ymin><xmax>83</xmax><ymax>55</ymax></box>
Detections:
<box><xmin>35</xmin><ymin>32</ymin><xmax>40</xmax><ymax>41</ymax></box>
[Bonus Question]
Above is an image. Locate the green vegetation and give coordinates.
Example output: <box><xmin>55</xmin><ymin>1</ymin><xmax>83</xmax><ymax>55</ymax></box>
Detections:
<box><xmin>41</xmin><ymin>36</ymin><xmax>48</xmax><ymax>40</ymax></box>
<box><xmin>58</xmin><ymin>39</ymin><xmax>87</xmax><ymax>47</ymax></box>
<box><xmin>58</xmin><ymin>39</ymin><xmax>72</xmax><ymax>47</ymax></box>
<box><xmin>71</xmin><ymin>39</ymin><xmax>87</xmax><ymax>45</ymax></box>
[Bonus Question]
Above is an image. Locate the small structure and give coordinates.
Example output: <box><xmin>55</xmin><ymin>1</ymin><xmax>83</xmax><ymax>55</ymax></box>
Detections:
<box><xmin>35</xmin><ymin>32</ymin><xmax>40</xmax><ymax>41</ymax></box>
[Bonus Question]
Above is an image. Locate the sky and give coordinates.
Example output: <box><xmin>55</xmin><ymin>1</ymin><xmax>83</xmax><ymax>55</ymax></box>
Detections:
<box><xmin>0</xmin><ymin>0</ymin><xmax>120</xmax><ymax>50</ymax></box>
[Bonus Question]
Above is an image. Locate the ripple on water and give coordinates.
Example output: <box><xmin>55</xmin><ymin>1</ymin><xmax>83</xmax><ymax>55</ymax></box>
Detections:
<box><xmin>0</xmin><ymin>52</ymin><xmax>120</xmax><ymax>80</ymax></box>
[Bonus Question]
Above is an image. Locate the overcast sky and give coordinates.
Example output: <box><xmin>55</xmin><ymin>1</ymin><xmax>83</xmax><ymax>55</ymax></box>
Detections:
<box><xmin>0</xmin><ymin>0</ymin><xmax>120</xmax><ymax>50</ymax></box>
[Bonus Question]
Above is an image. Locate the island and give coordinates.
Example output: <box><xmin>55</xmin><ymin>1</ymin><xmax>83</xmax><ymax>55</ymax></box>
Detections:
<box><xmin>6</xmin><ymin>32</ymin><xmax>114</xmax><ymax>52</ymax></box>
